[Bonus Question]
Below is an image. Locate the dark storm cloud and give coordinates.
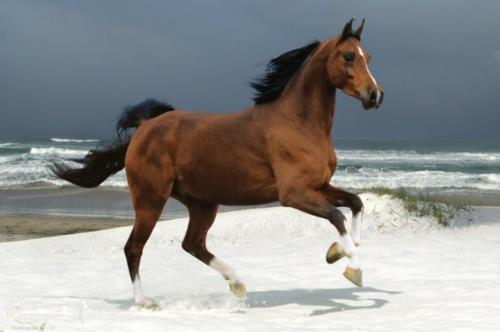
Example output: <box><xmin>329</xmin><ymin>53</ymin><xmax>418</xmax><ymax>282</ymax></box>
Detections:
<box><xmin>1</xmin><ymin>0</ymin><xmax>499</xmax><ymax>140</ymax></box>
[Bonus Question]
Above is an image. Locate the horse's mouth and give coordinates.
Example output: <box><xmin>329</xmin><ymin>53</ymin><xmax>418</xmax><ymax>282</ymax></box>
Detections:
<box><xmin>362</xmin><ymin>100</ymin><xmax>377</xmax><ymax>110</ymax></box>
<box><xmin>362</xmin><ymin>91</ymin><xmax>383</xmax><ymax>110</ymax></box>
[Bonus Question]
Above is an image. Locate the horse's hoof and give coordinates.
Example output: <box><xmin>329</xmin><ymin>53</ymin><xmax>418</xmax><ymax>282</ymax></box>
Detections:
<box><xmin>326</xmin><ymin>242</ymin><xmax>345</xmax><ymax>264</ymax></box>
<box><xmin>229</xmin><ymin>281</ymin><xmax>247</xmax><ymax>298</ymax></box>
<box><xmin>136</xmin><ymin>298</ymin><xmax>160</xmax><ymax>310</ymax></box>
<box><xmin>343</xmin><ymin>267</ymin><xmax>363</xmax><ymax>287</ymax></box>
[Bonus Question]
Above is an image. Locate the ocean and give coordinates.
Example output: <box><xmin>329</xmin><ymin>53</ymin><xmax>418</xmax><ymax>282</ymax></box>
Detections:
<box><xmin>0</xmin><ymin>137</ymin><xmax>499</xmax><ymax>218</ymax></box>
<box><xmin>1</xmin><ymin>137</ymin><xmax>499</xmax><ymax>191</ymax></box>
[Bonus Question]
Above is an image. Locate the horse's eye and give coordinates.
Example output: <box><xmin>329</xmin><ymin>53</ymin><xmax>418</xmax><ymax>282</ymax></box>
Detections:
<box><xmin>343</xmin><ymin>52</ymin><xmax>355</xmax><ymax>62</ymax></box>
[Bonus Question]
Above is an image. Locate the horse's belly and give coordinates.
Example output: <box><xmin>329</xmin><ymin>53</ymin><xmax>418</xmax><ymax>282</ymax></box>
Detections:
<box><xmin>175</xmin><ymin>177</ymin><xmax>278</xmax><ymax>205</ymax></box>
<box><xmin>175</xmin><ymin>159</ymin><xmax>278</xmax><ymax>205</ymax></box>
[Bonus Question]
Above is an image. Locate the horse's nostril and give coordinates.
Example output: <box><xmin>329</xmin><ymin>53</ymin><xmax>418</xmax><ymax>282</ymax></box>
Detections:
<box><xmin>369</xmin><ymin>91</ymin><xmax>377</xmax><ymax>103</ymax></box>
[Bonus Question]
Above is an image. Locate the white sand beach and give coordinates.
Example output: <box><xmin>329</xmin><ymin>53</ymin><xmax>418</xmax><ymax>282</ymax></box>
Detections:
<box><xmin>0</xmin><ymin>193</ymin><xmax>499</xmax><ymax>331</ymax></box>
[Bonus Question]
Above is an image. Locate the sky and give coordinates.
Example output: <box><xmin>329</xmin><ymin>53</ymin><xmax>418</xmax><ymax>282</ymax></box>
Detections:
<box><xmin>1</xmin><ymin>0</ymin><xmax>500</xmax><ymax>141</ymax></box>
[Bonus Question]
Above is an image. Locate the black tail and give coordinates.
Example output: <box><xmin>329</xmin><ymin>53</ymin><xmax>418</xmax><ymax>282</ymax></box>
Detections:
<box><xmin>50</xmin><ymin>99</ymin><xmax>174</xmax><ymax>188</ymax></box>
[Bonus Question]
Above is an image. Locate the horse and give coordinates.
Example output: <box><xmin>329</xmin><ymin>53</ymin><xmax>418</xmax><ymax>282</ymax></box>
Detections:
<box><xmin>51</xmin><ymin>19</ymin><xmax>383</xmax><ymax>308</ymax></box>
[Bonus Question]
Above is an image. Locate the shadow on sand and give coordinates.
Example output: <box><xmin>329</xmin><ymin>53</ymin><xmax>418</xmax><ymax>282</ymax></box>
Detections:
<box><xmin>246</xmin><ymin>287</ymin><xmax>401</xmax><ymax>316</ymax></box>
<box><xmin>59</xmin><ymin>286</ymin><xmax>401</xmax><ymax>316</ymax></box>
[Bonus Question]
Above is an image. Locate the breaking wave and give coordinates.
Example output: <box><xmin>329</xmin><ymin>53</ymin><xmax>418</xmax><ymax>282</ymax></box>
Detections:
<box><xmin>29</xmin><ymin>147</ymin><xmax>88</xmax><ymax>156</ymax></box>
<box><xmin>50</xmin><ymin>137</ymin><xmax>100</xmax><ymax>143</ymax></box>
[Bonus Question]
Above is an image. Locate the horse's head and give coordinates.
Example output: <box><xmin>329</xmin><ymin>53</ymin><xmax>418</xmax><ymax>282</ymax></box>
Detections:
<box><xmin>326</xmin><ymin>19</ymin><xmax>384</xmax><ymax>110</ymax></box>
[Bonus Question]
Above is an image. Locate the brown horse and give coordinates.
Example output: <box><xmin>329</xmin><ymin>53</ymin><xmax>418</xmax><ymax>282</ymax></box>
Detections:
<box><xmin>52</xmin><ymin>19</ymin><xmax>383</xmax><ymax>308</ymax></box>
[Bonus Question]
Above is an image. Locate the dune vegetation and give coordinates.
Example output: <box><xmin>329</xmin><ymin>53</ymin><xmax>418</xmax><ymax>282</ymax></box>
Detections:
<box><xmin>362</xmin><ymin>187</ymin><xmax>472</xmax><ymax>226</ymax></box>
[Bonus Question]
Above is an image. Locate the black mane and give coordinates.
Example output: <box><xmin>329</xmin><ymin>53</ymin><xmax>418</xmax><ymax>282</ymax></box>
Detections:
<box><xmin>250</xmin><ymin>40</ymin><xmax>320</xmax><ymax>105</ymax></box>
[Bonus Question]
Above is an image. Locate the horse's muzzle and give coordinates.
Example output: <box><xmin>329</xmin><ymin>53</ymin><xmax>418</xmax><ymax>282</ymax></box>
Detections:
<box><xmin>362</xmin><ymin>89</ymin><xmax>384</xmax><ymax>110</ymax></box>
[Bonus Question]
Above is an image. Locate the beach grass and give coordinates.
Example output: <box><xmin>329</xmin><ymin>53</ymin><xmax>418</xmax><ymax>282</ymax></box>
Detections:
<box><xmin>362</xmin><ymin>187</ymin><xmax>472</xmax><ymax>226</ymax></box>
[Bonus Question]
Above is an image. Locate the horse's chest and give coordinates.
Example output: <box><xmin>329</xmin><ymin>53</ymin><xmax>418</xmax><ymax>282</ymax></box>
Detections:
<box><xmin>305</xmin><ymin>145</ymin><xmax>337</xmax><ymax>182</ymax></box>
<box><xmin>308</xmin><ymin>148</ymin><xmax>337</xmax><ymax>184</ymax></box>
<box><xmin>329</xmin><ymin>150</ymin><xmax>337</xmax><ymax>174</ymax></box>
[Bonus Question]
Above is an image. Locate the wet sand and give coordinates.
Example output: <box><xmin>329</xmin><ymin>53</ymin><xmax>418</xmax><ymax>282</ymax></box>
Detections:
<box><xmin>0</xmin><ymin>188</ymin><xmax>276</xmax><ymax>242</ymax></box>
<box><xmin>0</xmin><ymin>215</ymin><xmax>134</xmax><ymax>242</ymax></box>
<box><xmin>0</xmin><ymin>188</ymin><xmax>164</xmax><ymax>242</ymax></box>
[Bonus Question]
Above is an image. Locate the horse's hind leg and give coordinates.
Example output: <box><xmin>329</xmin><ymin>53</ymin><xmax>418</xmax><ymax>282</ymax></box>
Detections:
<box><xmin>124</xmin><ymin>175</ymin><xmax>171</xmax><ymax>308</ymax></box>
<box><xmin>181</xmin><ymin>200</ymin><xmax>246</xmax><ymax>298</ymax></box>
<box><xmin>124</xmin><ymin>206</ymin><xmax>165</xmax><ymax>308</ymax></box>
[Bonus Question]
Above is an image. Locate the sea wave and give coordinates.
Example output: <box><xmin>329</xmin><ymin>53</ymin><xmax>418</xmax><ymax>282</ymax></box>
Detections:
<box><xmin>29</xmin><ymin>147</ymin><xmax>88</xmax><ymax>156</ymax></box>
<box><xmin>0</xmin><ymin>142</ymin><xmax>499</xmax><ymax>191</ymax></box>
<box><xmin>0</xmin><ymin>154</ymin><xmax>24</xmax><ymax>164</ymax></box>
<box><xmin>0</xmin><ymin>163</ymin><xmax>127</xmax><ymax>189</ymax></box>
<box><xmin>337</xmin><ymin>149</ymin><xmax>500</xmax><ymax>164</ymax></box>
<box><xmin>50</xmin><ymin>138</ymin><xmax>100</xmax><ymax>143</ymax></box>
<box><xmin>1</xmin><ymin>165</ymin><xmax>498</xmax><ymax>191</ymax></box>
<box><xmin>333</xmin><ymin>168</ymin><xmax>500</xmax><ymax>191</ymax></box>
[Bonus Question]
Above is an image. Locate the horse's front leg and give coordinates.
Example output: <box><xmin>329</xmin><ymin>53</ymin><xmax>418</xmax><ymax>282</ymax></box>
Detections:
<box><xmin>323</xmin><ymin>186</ymin><xmax>364</xmax><ymax>246</ymax></box>
<box><xmin>278</xmin><ymin>183</ymin><xmax>363</xmax><ymax>287</ymax></box>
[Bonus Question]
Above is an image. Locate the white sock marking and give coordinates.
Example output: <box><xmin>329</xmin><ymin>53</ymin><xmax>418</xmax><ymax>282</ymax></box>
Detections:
<box><xmin>339</xmin><ymin>234</ymin><xmax>360</xmax><ymax>269</ymax></box>
<box><xmin>209</xmin><ymin>257</ymin><xmax>241</xmax><ymax>283</ymax></box>
<box><xmin>133</xmin><ymin>275</ymin><xmax>146</xmax><ymax>304</ymax></box>
<box><xmin>351</xmin><ymin>208</ymin><xmax>364</xmax><ymax>246</ymax></box>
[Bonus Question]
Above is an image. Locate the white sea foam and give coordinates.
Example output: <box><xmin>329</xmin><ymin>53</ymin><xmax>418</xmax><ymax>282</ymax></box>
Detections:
<box><xmin>0</xmin><ymin>162</ymin><xmax>127</xmax><ymax>189</ymax></box>
<box><xmin>0</xmin><ymin>143</ymin><xmax>13</xmax><ymax>147</ymax></box>
<box><xmin>479</xmin><ymin>173</ymin><xmax>500</xmax><ymax>185</ymax></box>
<box><xmin>29</xmin><ymin>147</ymin><xmax>88</xmax><ymax>156</ymax></box>
<box><xmin>333</xmin><ymin>168</ymin><xmax>500</xmax><ymax>190</ymax></box>
<box><xmin>102</xmin><ymin>171</ymin><xmax>128</xmax><ymax>187</ymax></box>
<box><xmin>0</xmin><ymin>155</ymin><xmax>20</xmax><ymax>164</ymax></box>
<box><xmin>50</xmin><ymin>137</ymin><xmax>100</xmax><ymax>143</ymax></box>
<box><xmin>336</xmin><ymin>149</ymin><xmax>500</xmax><ymax>164</ymax></box>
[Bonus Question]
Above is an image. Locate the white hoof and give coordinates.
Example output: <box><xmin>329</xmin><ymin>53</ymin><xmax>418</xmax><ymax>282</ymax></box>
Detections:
<box><xmin>135</xmin><ymin>298</ymin><xmax>160</xmax><ymax>310</ymax></box>
<box><xmin>229</xmin><ymin>280</ymin><xmax>247</xmax><ymax>298</ymax></box>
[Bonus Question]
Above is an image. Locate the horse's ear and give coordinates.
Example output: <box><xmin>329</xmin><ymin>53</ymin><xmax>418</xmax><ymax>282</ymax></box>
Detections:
<box><xmin>341</xmin><ymin>18</ymin><xmax>354</xmax><ymax>41</ymax></box>
<box><xmin>353</xmin><ymin>19</ymin><xmax>365</xmax><ymax>41</ymax></box>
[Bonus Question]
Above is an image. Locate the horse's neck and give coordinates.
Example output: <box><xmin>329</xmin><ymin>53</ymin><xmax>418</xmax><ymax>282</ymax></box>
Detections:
<box><xmin>280</xmin><ymin>45</ymin><xmax>336</xmax><ymax>135</ymax></box>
